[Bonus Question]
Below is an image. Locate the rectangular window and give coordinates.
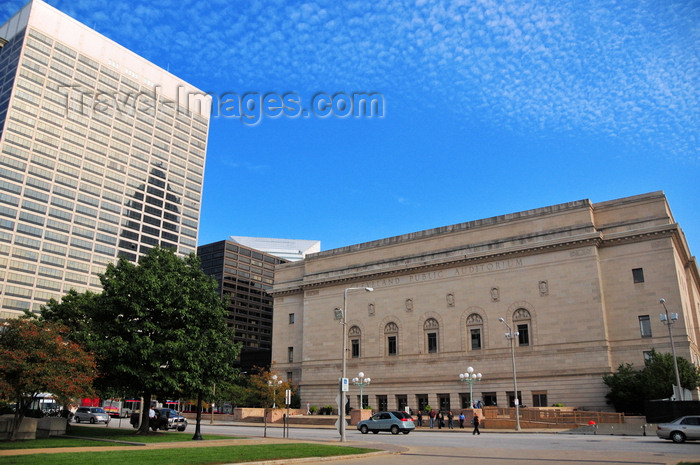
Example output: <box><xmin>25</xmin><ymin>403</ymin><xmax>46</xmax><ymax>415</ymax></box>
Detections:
<box><xmin>416</xmin><ymin>394</ymin><xmax>428</xmax><ymax>412</ymax></box>
<box><xmin>288</xmin><ymin>313</ymin><xmax>294</xmax><ymax>324</ymax></box>
<box><xmin>396</xmin><ymin>395</ymin><xmax>408</xmax><ymax>411</ymax></box>
<box><xmin>507</xmin><ymin>391</ymin><xmax>522</xmax><ymax>408</ymax></box>
<box><xmin>357</xmin><ymin>394</ymin><xmax>368</xmax><ymax>409</ymax></box>
<box><xmin>438</xmin><ymin>394</ymin><xmax>450</xmax><ymax>411</ymax></box>
<box><xmin>376</xmin><ymin>395</ymin><xmax>387</xmax><ymax>411</ymax></box>
<box><xmin>286</xmin><ymin>372</ymin><xmax>293</xmax><ymax>383</ymax></box>
<box><xmin>639</xmin><ymin>315</ymin><xmax>652</xmax><ymax>338</ymax></box>
<box><xmin>427</xmin><ymin>332</ymin><xmax>438</xmax><ymax>353</ymax></box>
<box><xmin>482</xmin><ymin>392</ymin><xmax>497</xmax><ymax>407</ymax></box>
<box><xmin>351</xmin><ymin>339</ymin><xmax>360</xmax><ymax>358</ymax></box>
<box><xmin>470</xmin><ymin>328</ymin><xmax>482</xmax><ymax>350</ymax></box>
<box><xmin>287</xmin><ymin>347</ymin><xmax>293</xmax><ymax>363</ymax></box>
<box><xmin>387</xmin><ymin>335</ymin><xmax>397</xmax><ymax>356</ymax></box>
<box><xmin>632</xmin><ymin>268</ymin><xmax>645</xmax><ymax>283</ymax></box>
<box><xmin>517</xmin><ymin>324</ymin><xmax>529</xmax><ymax>346</ymax></box>
<box><xmin>532</xmin><ymin>392</ymin><xmax>547</xmax><ymax>407</ymax></box>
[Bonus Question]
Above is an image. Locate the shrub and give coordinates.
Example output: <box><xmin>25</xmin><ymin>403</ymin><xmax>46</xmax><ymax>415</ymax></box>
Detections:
<box><xmin>0</xmin><ymin>401</ymin><xmax>14</xmax><ymax>415</ymax></box>
<box><xmin>308</xmin><ymin>405</ymin><xmax>318</xmax><ymax>414</ymax></box>
<box><xmin>552</xmin><ymin>403</ymin><xmax>564</xmax><ymax>407</ymax></box>
<box><xmin>24</xmin><ymin>408</ymin><xmax>45</xmax><ymax>418</ymax></box>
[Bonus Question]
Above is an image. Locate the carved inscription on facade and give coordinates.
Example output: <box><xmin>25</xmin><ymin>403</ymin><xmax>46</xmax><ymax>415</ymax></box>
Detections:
<box><xmin>360</xmin><ymin>258</ymin><xmax>525</xmax><ymax>290</ymax></box>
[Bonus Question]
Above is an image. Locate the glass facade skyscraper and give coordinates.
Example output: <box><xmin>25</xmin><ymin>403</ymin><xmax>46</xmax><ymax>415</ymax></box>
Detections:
<box><xmin>198</xmin><ymin>240</ymin><xmax>287</xmax><ymax>370</ymax></box>
<box><xmin>0</xmin><ymin>1</ymin><xmax>210</xmax><ymax>318</ymax></box>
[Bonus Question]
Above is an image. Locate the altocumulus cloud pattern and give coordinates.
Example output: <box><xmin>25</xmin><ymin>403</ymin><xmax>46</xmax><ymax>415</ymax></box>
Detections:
<box><xmin>2</xmin><ymin>0</ymin><xmax>697</xmax><ymax>159</ymax></box>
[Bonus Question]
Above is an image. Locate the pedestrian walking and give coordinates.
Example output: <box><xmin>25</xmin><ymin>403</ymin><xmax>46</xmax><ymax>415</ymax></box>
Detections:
<box><xmin>429</xmin><ymin>409</ymin><xmax>436</xmax><ymax>428</ymax></box>
<box><xmin>417</xmin><ymin>410</ymin><xmax>423</xmax><ymax>427</ymax></box>
<box><xmin>447</xmin><ymin>411</ymin><xmax>454</xmax><ymax>429</ymax></box>
<box><xmin>472</xmin><ymin>414</ymin><xmax>481</xmax><ymax>435</ymax></box>
<box><xmin>459</xmin><ymin>411</ymin><xmax>465</xmax><ymax>428</ymax></box>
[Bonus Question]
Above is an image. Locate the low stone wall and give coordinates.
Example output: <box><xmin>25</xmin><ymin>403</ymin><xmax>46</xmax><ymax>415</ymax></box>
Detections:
<box><xmin>0</xmin><ymin>415</ymin><xmax>37</xmax><ymax>440</ymax></box>
<box><xmin>350</xmin><ymin>409</ymin><xmax>373</xmax><ymax>425</ymax></box>
<box><xmin>36</xmin><ymin>417</ymin><xmax>68</xmax><ymax>438</ymax></box>
<box><xmin>0</xmin><ymin>415</ymin><xmax>68</xmax><ymax>440</ymax></box>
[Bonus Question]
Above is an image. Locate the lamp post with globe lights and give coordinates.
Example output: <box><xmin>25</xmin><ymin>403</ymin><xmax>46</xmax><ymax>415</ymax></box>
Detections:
<box><xmin>458</xmin><ymin>367</ymin><xmax>482</xmax><ymax>407</ymax></box>
<box><xmin>352</xmin><ymin>372</ymin><xmax>371</xmax><ymax>409</ymax></box>
<box><xmin>498</xmin><ymin>317</ymin><xmax>521</xmax><ymax>431</ymax></box>
<box><xmin>268</xmin><ymin>375</ymin><xmax>282</xmax><ymax>409</ymax></box>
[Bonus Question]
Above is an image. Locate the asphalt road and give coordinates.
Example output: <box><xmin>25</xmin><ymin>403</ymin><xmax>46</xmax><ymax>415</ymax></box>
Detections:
<box><xmin>103</xmin><ymin>420</ymin><xmax>700</xmax><ymax>465</ymax></box>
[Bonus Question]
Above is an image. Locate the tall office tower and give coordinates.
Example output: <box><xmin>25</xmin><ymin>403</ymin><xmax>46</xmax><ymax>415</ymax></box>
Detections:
<box><xmin>197</xmin><ymin>240</ymin><xmax>288</xmax><ymax>371</ymax></box>
<box><xmin>0</xmin><ymin>1</ymin><xmax>211</xmax><ymax>319</ymax></box>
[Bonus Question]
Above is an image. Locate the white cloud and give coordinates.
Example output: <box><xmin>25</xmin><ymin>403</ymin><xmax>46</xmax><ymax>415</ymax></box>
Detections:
<box><xmin>2</xmin><ymin>0</ymin><xmax>694</xmax><ymax>159</ymax></box>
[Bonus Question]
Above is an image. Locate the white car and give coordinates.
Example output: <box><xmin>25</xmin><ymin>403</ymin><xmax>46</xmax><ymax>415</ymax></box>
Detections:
<box><xmin>656</xmin><ymin>415</ymin><xmax>700</xmax><ymax>443</ymax></box>
<box><xmin>74</xmin><ymin>407</ymin><xmax>110</xmax><ymax>424</ymax></box>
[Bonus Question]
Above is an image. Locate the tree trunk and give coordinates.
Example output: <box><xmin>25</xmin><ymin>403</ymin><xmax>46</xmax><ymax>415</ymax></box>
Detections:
<box><xmin>192</xmin><ymin>390</ymin><xmax>203</xmax><ymax>440</ymax></box>
<box><xmin>136</xmin><ymin>393</ymin><xmax>152</xmax><ymax>435</ymax></box>
<box><xmin>9</xmin><ymin>395</ymin><xmax>32</xmax><ymax>441</ymax></box>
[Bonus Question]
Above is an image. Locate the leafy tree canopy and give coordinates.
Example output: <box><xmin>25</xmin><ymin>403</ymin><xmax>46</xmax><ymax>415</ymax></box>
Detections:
<box><xmin>41</xmin><ymin>247</ymin><xmax>241</xmax><ymax>433</ymax></box>
<box><xmin>603</xmin><ymin>349</ymin><xmax>700</xmax><ymax>414</ymax></box>
<box><xmin>0</xmin><ymin>317</ymin><xmax>96</xmax><ymax>440</ymax></box>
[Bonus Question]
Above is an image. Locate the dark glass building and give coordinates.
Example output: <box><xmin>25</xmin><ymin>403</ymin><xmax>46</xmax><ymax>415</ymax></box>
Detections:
<box><xmin>197</xmin><ymin>239</ymin><xmax>287</xmax><ymax>371</ymax></box>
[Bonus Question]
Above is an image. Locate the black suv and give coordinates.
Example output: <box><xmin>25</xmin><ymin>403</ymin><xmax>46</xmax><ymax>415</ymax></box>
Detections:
<box><xmin>130</xmin><ymin>408</ymin><xmax>188</xmax><ymax>431</ymax></box>
<box><xmin>154</xmin><ymin>408</ymin><xmax>188</xmax><ymax>431</ymax></box>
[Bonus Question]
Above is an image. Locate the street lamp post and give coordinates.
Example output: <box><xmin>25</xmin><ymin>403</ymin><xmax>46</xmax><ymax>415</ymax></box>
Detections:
<box><xmin>498</xmin><ymin>317</ymin><xmax>521</xmax><ymax>431</ymax></box>
<box><xmin>458</xmin><ymin>366</ymin><xmax>482</xmax><ymax>407</ymax></box>
<box><xmin>335</xmin><ymin>287</ymin><xmax>373</xmax><ymax>442</ymax></box>
<box><xmin>268</xmin><ymin>375</ymin><xmax>282</xmax><ymax>409</ymax></box>
<box><xmin>660</xmin><ymin>298</ymin><xmax>684</xmax><ymax>400</ymax></box>
<box><xmin>352</xmin><ymin>372</ymin><xmax>371</xmax><ymax>409</ymax></box>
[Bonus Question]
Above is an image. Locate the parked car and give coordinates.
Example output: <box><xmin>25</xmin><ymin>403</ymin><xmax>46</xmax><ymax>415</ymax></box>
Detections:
<box><xmin>357</xmin><ymin>411</ymin><xmax>415</xmax><ymax>435</ymax></box>
<box><xmin>73</xmin><ymin>407</ymin><xmax>110</xmax><ymax>424</ymax></box>
<box><xmin>656</xmin><ymin>415</ymin><xmax>700</xmax><ymax>443</ymax></box>
<box><xmin>153</xmin><ymin>408</ymin><xmax>188</xmax><ymax>431</ymax></box>
<box><xmin>129</xmin><ymin>408</ymin><xmax>187</xmax><ymax>431</ymax></box>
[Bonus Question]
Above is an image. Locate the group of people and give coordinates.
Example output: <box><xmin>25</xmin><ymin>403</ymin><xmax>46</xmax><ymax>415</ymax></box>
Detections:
<box><xmin>414</xmin><ymin>408</ymin><xmax>480</xmax><ymax>435</ymax></box>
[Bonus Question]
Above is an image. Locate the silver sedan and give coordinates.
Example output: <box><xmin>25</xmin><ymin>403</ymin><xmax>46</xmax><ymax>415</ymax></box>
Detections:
<box><xmin>656</xmin><ymin>415</ymin><xmax>700</xmax><ymax>443</ymax></box>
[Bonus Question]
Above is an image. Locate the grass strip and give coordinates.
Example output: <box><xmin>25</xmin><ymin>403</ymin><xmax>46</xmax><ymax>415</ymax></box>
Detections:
<box><xmin>0</xmin><ymin>426</ymin><xmax>236</xmax><ymax>449</ymax></box>
<box><xmin>0</xmin><ymin>443</ymin><xmax>376</xmax><ymax>465</ymax></box>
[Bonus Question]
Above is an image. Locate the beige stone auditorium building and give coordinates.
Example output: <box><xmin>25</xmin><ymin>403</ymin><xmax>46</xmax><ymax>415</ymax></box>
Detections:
<box><xmin>270</xmin><ymin>192</ymin><xmax>700</xmax><ymax>412</ymax></box>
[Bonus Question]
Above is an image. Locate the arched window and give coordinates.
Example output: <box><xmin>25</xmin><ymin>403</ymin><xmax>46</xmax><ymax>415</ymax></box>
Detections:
<box><xmin>466</xmin><ymin>313</ymin><xmax>483</xmax><ymax>350</ymax></box>
<box><xmin>384</xmin><ymin>322</ymin><xmax>398</xmax><ymax>356</ymax></box>
<box><xmin>513</xmin><ymin>308</ymin><xmax>531</xmax><ymax>346</ymax></box>
<box><xmin>424</xmin><ymin>318</ymin><xmax>439</xmax><ymax>353</ymax></box>
<box><xmin>349</xmin><ymin>325</ymin><xmax>361</xmax><ymax>358</ymax></box>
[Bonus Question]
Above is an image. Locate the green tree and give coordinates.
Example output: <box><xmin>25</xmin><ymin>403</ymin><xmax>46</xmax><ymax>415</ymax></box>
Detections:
<box><xmin>603</xmin><ymin>350</ymin><xmax>700</xmax><ymax>414</ymax></box>
<box><xmin>42</xmin><ymin>247</ymin><xmax>240</xmax><ymax>435</ymax></box>
<box><xmin>641</xmin><ymin>349</ymin><xmax>700</xmax><ymax>399</ymax></box>
<box><xmin>0</xmin><ymin>317</ymin><xmax>96</xmax><ymax>440</ymax></box>
<box><xmin>246</xmin><ymin>370</ymin><xmax>293</xmax><ymax>409</ymax></box>
<box><xmin>603</xmin><ymin>363</ymin><xmax>645</xmax><ymax>414</ymax></box>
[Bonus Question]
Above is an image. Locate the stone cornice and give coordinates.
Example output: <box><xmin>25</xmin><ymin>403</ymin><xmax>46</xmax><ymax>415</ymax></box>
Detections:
<box><xmin>270</xmin><ymin>222</ymin><xmax>691</xmax><ymax>298</ymax></box>
<box><xmin>270</xmin><ymin>230</ymin><xmax>603</xmax><ymax>296</ymax></box>
<box><xmin>307</xmin><ymin>199</ymin><xmax>593</xmax><ymax>260</ymax></box>
<box><xmin>598</xmin><ymin>223</ymin><xmax>677</xmax><ymax>247</ymax></box>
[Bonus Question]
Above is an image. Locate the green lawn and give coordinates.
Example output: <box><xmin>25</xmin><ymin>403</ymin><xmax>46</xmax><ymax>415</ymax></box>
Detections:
<box><xmin>0</xmin><ymin>425</ymin><xmax>378</xmax><ymax>464</ymax></box>
<box><xmin>0</xmin><ymin>425</ymin><xmax>237</xmax><ymax>449</ymax></box>
<box><xmin>0</xmin><ymin>444</ymin><xmax>376</xmax><ymax>465</ymax></box>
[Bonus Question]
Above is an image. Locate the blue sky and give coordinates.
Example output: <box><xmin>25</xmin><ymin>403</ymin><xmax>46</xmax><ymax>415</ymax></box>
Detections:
<box><xmin>2</xmin><ymin>0</ymin><xmax>699</xmax><ymax>253</ymax></box>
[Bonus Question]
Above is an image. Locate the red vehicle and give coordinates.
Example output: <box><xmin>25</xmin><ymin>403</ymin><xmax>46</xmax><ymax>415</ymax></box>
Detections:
<box><xmin>80</xmin><ymin>398</ymin><xmax>137</xmax><ymax>418</ymax></box>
